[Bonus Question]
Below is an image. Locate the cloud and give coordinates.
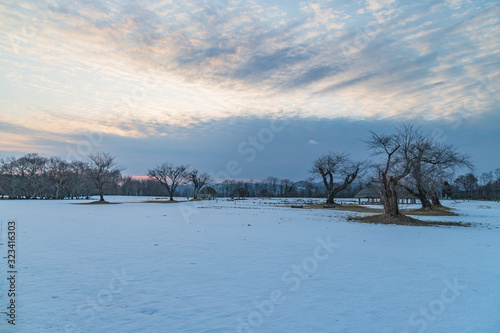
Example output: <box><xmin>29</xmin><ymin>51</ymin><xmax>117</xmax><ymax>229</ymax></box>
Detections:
<box><xmin>0</xmin><ymin>0</ymin><xmax>498</xmax><ymax>153</ymax></box>
<box><xmin>365</xmin><ymin>0</ymin><xmax>397</xmax><ymax>13</ymax></box>
<box><xmin>308</xmin><ymin>139</ymin><xmax>319</xmax><ymax>145</ymax></box>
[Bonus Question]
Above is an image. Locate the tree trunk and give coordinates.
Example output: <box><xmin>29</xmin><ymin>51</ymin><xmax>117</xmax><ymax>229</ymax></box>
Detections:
<box><xmin>417</xmin><ymin>187</ymin><xmax>432</xmax><ymax>210</ymax></box>
<box><xmin>326</xmin><ymin>191</ymin><xmax>335</xmax><ymax>205</ymax></box>
<box><xmin>383</xmin><ymin>191</ymin><xmax>400</xmax><ymax>217</ymax></box>
<box><xmin>55</xmin><ymin>185</ymin><xmax>60</xmax><ymax>200</ymax></box>
<box><xmin>99</xmin><ymin>192</ymin><xmax>105</xmax><ymax>201</ymax></box>
<box><xmin>431</xmin><ymin>195</ymin><xmax>442</xmax><ymax>207</ymax></box>
<box><xmin>382</xmin><ymin>176</ymin><xmax>401</xmax><ymax>217</ymax></box>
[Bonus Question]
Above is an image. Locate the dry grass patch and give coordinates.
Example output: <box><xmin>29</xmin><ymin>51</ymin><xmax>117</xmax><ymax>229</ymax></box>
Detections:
<box><xmin>402</xmin><ymin>206</ymin><xmax>458</xmax><ymax>216</ymax></box>
<box><xmin>73</xmin><ymin>201</ymin><xmax>121</xmax><ymax>205</ymax></box>
<box><xmin>347</xmin><ymin>214</ymin><xmax>471</xmax><ymax>227</ymax></box>
<box><xmin>143</xmin><ymin>200</ymin><xmax>188</xmax><ymax>204</ymax></box>
<box><xmin>305</xmin><ymin>203</ymin><xmax>383</xmax><ymax>214</ymax></box>
<box><xmin>306</xmin><ymin>203</ymin><xmax>458</xmax><ymax>217</ymax></box>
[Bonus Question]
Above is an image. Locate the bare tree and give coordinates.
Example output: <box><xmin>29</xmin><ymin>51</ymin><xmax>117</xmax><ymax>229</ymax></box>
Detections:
<box><xmin>402</xmin><ymin>133</ymin><xmax>473</xmax><ymax>209</ymax></box>
<box><xmin>480</xmin><ymin>171</ymin><xmax>494</xmax><ymax>199</ymax></box>
<box><xmin>0</xmin><ymin>157</ymin><xmax>19</xmax><ymax>198</ymax></box>
<box><xmin>455</xmin><ymin>173</ymin><xmax>478</xmax><ymax>199</ymax></box>
<box><xmin>304</xmin><ymin>177</ymin><xmax>316</xmax><ymax>198</ymax></box>
<box><xmin>147</xmin><ymin>163</ymin><xmax>189</xmax><ymax>201</ymax></box>
<box><xmin>46</xmin><ymin>157</ymin><xmax>71</xmax><ymax>199</ymax></box>
<box><xmin>264</xmin><ymin>176</ymin><xmax>279</xmax><ymax>197</ymax></box>
<box><xmin>279</xmin><ymin>179</ymin><xmax>296</xmax><ymax>197</ymax></box>
<box><xmin>68</xmin><ymin>161</ymin><xmax>93</xmax><ymax>199</ymax></box>
<box><xmin>17</xmin><ymin>153</ymin><xmax>48</xmax><ymax>199</ymax></box>
<box><xmin>87</xmin><ymin>152</ymin><xmax>123</xmax><ymax>201</ymax></box>
<box><xmin>311</xmin><ymin>152</ymin><xmax>365</xmax><ymax>205</ymax></box>
<box><xmin>426</xmin><ymin>169</ymin><xmax>454</xmax><ymax>207</ymax></box>
<box><xmin>188</xmin><ymin>169</ymin><xmax>212</xmax><ymax>199</ymax></box>
<box><xmin>365</xmin><ymin>124</ymin><xmax>417</xmax><ymax>217</ymax></box>
<box><xmin>426</xmin><ymin>144</ymin><xmax>472</xmax><ymax>206</ymax></box>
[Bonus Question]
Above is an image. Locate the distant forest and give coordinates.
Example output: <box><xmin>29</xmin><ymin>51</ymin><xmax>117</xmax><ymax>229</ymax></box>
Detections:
<box><xmin>1</xmin><ymin>153</ymin><xmax>499</xmax><ymax>201</ymax></box>
<box><xmin>1</xmin><ymin>124</ymin><xmax>499</xmax><ymax>206</ymax></box>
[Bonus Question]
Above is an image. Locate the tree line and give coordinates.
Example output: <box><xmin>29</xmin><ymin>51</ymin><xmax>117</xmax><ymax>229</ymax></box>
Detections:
<box><xmin>1</xmin><ymin>123</ymin><xmax>498</xmax><ymax>215</ymax></box>
<box><xmin>0</xmin><ymin>153</ymin><xmax>359</xmax><ymax>201</ymax></box>
<box><xmin>0</xmin><ymin>153</ymin><xmax>122</xmax><ymax>200</ymax></box>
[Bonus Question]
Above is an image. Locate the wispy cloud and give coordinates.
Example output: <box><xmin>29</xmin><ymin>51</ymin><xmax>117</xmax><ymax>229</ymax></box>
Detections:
<box><xmin>0</xmin><ymin>0</ymin><xmax>498</xmax><ymax>151</ymax></box>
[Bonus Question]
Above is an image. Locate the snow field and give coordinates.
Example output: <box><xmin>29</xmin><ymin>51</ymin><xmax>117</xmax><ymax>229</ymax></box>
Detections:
<box><xmin>0</xmin><ymin>197</ymin><xmax>499</xmax><ymax>332</ymax></box>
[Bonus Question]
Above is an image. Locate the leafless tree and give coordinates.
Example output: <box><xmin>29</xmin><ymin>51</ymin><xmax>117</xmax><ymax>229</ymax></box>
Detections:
<box><xmin>0</xmin><ymin>157</ymin><xmax>19</xmax><ymax>198</ymax></box>
<box><xmin>311</xmin><ymin>152</ymin><xmax>365</xmax><ymax>205</ymax></box>
<box><xmin>147</xmin><ymin>162</ymin><xmax>189</xmax><ymax>201</ymax></box>
<box><xmin>46</xmin><ymin>157</ymin><xmax>72</xmax><ymax>199</ymax></box>
<box><xmin>495</xmin><ymin>168</ymin><xmax>500</xmax><ymax>200</ymax></box>
<box><xmin>264</xmin><ymin>176</ymin><xmax>279</xmax><ymax>197</ymax></box>
<box><xmin>365</xmin><ymin>124</ymin><xmax>417</xmax><ymax>217</ymax></box>
<box><xmin>455</xmin><ymin>173</ymin><xmax>478</xmax><ymax>199</ymax></box>
<box><xmin>402</xmin><ymin>132</ymin><xmax>473</xmax><ymax>209</ymax></box>
<box><xmin>304</xmin><ymin>177</ymin><xmax>316</xmax><ymax>198</ymax></box>
<box><xmin>479</xmin><ymin>171</ymin><xmax>494</xmax><ymax>199</ymax></box>
<box><xmin>188</xmin><ymin>169</ymin><xmax>212</xmax><ymax>199</ymax></box>
<box><xmin>67</xmin><ymin>161</ymin><xmax>92</xmax><ymax>199</ymax></box>
<box><xmin>279</xmin><ymin>178</ymin><xmax>296</xmax><ymax>197</ymax></box>
<box><xmin>17</xmin><ymin>153</ymin><xmax>48</xmax><ymax>199</ymax></box>
<box><xmin>87</xmin><ymin>152</ymin><xmax>124</xmax><ymax>201</ymax></box>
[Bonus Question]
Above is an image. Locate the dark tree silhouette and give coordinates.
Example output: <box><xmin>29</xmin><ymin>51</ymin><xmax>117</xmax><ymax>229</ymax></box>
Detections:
<box><xmin>147</xmin><ymin>163</ymin><xmax>189</xmax><ymax>201</ymax></box>
<box><xmin>311</xmin><ymin>152</ymin><xmax>365</xmax><ymax>205</ymax></box>
<box><xmin>87</xmin><ymin>152</ymin><xmax>124</xmax><ymax>201</ymax></box>
<box><xmin>188</xmin><ymin>169</ymin><xmax>212</xmax><ymax>199</ymax></box>
<box><xmin>365</xmin><ymin>124</ymin><xmax>417</xmax><ymax>217</ymax></box>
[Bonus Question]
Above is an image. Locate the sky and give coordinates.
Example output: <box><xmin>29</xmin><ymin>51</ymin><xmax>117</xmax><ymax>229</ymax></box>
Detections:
<box><xmin>0</xmin><ymin>0</ymin><xmax>499</xmax><ymax>181</ymax></box>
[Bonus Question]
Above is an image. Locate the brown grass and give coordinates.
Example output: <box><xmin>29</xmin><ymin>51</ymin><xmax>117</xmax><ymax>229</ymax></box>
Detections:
<box><xmin>305</xmin><ymin>203</ymin><xmax>382</xmax><ymax>214</ymax></box>
<box><xmin>347</xmin><ymin>214</ymin><xmax>471</xmax><ymax>227</ymax></box>
<box><xmin>73</xmin><ymin>201</ymin><xmax>121</xmax><ymax>205</ymax></box>
<box><xmin>143</xmin><ymin>200</ymin><xmax>188</xmax><ymax>204</ymax></box>
<box><xmin>403</xmin><ymin>206</ymin><xmax>458</xmax><ymax>216</ymax></box>
<box><xmin>305</xmin><ymin>203</ymin><xmax>458</xmax><ymax>216</ymax></box>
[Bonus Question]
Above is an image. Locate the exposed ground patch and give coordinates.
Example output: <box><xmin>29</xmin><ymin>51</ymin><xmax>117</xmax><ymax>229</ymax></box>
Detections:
<box><xmin>347</xmin><ymin>214</ymin><xmax>472</xmax><ymax>227</ymax></box>
<box><xmin>143</xmin><ymin>200</ymin><xmax>187</xmax><ymax>204</ymax></box>
<box><xmin>73</xmin><ymin>201</ymin><xmax>121</xmax><ymax>205</ymax></box>
<box><xmin>305</xmin><ymin>203</ymin><xmax>458</xmax><ymax>216</ymax></box>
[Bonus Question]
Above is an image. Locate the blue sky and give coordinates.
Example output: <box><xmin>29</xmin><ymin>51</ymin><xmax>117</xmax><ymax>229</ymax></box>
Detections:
<box><xmin>0</xmin><ymin>0</ymin><xmax>499</xmax><ymax>180</ymax></box>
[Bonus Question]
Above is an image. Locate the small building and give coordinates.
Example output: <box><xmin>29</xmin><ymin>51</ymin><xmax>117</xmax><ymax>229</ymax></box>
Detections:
<box><xmin>397</xmin><ymin>188</ymin><xmax>417</xmax><ymax>204</ymax></box>
<box><xmin>199</xmin><ymin>186</ymin><xmax>217</xmax><ymax>200</ymax></box>
<box><xmin>355</xmin><ymin>186</ymin><xmax>381</xmax><ymax>204</ymax></box>
<box><xmin>355</xmin><ymin>186</ymin><xmax>417</xmax><ymax>205</ymax></box>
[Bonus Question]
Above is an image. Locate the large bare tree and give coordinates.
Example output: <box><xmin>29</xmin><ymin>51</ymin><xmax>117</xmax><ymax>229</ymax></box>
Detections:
<box><xmin>403</xmin><ymin>134</ymin><xmax>473</xmax><ymax>209</ymax></box>
<box><xmin>188</xmin><ymin>169</ymin><xmax>212</xmax><ymax>199</ymax></box>
<box><xmin>365</xmin><ymin>124</ymin><xmax>417</xmax><ymax>217</ymax></box>
<box><xmin>87</xmin><ymin>152</ymin><xmax>123</xmax><ymax>201</ymax></box>
<box><xmin>147</xmin><ymin>163</ymin><xmax>189</xmax><ymax>201</ymax></box>
<box><xmin>311</xmin><ymin>152</ymin><xmax>365</xmax><ymax>205</ymax></box>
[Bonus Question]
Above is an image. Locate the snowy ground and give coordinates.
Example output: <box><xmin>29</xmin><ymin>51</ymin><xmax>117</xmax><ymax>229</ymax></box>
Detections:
<box><xmin>0</xmin><ymin>197</ymin><xmax>499</xmax><ymax>332</ymax></box>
